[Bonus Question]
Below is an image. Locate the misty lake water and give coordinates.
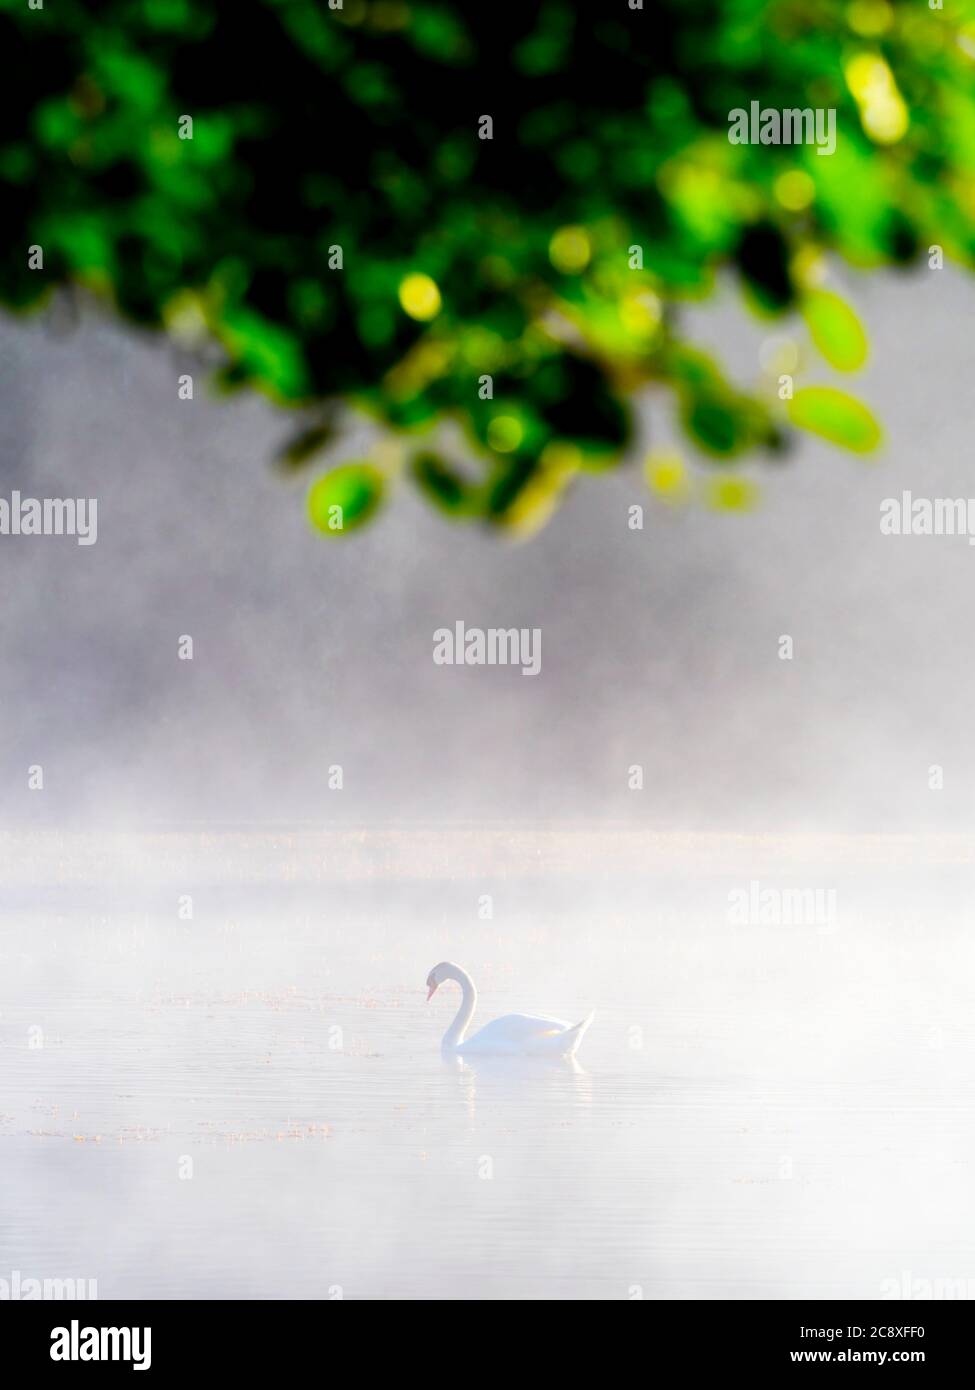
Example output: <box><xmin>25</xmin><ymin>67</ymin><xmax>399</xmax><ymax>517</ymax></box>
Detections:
<box><xmin>2</xmin><ymin>830</ymin><xmax>974</xmax><ymax>1300</ymax></box>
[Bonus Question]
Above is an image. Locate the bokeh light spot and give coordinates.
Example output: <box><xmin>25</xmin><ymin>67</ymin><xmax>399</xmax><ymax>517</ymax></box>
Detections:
<box><xmin>549</xmin><ymin>226</ymin><xmax>592</xmax><ymax>274</ymax></box>
<box><xmin>487</xmin><ymin>415</ymin><xmax>524</xmax><ymax>452</ymax></box>
<box><xmin>774</xmin><ymin>169</ymin><xmax>815</xmax><ymax>212</ymax></box>
<box><xmin>398</xmin><ymin>273</ymin><xmax>442</xmax><ymax>321</ymax></box>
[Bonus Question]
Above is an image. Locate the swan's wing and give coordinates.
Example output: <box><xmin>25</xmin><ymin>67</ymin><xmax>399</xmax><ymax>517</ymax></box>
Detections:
<box><xmin>463</xmin><ymin>1012</ymin><xmax>572</xmax><ymax>1046</ymax></box>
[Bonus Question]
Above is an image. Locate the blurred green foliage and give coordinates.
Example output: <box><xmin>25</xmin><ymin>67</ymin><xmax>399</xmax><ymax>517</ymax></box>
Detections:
<box><xmin>2</xmin><ymin>0</ymin><xmax>975</xmax><ymax>536</ymax></box>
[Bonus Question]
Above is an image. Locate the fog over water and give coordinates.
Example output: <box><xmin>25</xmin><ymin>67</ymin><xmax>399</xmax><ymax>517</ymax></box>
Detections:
<box><xmin>2</xmin><ymin>265</ymin><xmax>975</xmax><ymax>831</ymax></box>
<box><xmin>2</xmin><ymin>267</ymin><xmax>974</xmax><ymax>1300</ymax></box>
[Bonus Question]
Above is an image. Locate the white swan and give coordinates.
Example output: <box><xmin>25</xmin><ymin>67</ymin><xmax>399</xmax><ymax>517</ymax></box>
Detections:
<box><xmin>425</xmin><ymin>961</ymin><xmax>594</xmax><ymax>1058</ymax></box>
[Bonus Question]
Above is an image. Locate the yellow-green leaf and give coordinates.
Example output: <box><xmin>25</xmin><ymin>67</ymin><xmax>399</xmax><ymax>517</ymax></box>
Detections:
<box><xmin>787</xmin><ymin>387</ymin><xmax>881</xmax><ymax>453</ymax></box>
<box><xmin>801</xmin><ymin>290</ymin><xmax>868</xmax><ymax>372</ymax></box>
<box><xmin>307</xmin><ymin>463</ymin><xmax>385</xmax><ymax>535</ymax></box>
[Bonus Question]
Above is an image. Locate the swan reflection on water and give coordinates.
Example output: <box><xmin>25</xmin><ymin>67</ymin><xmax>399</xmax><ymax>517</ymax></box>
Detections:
<box><xmin>440</xmin><ymin>1044</ymin><xmax>595</xmax><ymax>1123</ymax></box>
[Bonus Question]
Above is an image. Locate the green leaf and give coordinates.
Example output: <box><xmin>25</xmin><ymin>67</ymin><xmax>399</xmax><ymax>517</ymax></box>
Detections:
<box><xmin>220</xmin><ymin>307</ymin><xmax>308</xmax><ymax>400</ymax></box>
<box><xmin>307</xmin><ymin>463</ymin><xmax>385</xmax><ymax>535</ymax></box>
<box><xmin>276</xmin><ymin>420</ymin><xmax>337</xmax><ymax>473</ymax></box>
<box><xmin>680</xmin><ymin>385</ymin><xmax>774</xmax><ymax>458</ymax></box>
<box><xmin>787</xmin><ymin>387</ymin><xmax>881</xmax><ymax>453</ymax></box>
<box><xmin>683</xmin><ymin>389</ymin><xmax>746</xmax><ymax>455</ymax></box>
<box><xmin>411</xmin><ymin>451</ymin><xmax>477</xmax><ymax>515</ymax></box>
<box><xmin>801</xmin><ymin>290</ymin><xmax>868</xmax><ymax>372</ymax></box>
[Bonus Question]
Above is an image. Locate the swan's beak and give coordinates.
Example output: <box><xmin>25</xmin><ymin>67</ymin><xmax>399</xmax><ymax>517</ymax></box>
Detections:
<box><xmin>426</xmin><ymin>982</ymin><xmax>438</xmax><ymax>1001</ymax></box>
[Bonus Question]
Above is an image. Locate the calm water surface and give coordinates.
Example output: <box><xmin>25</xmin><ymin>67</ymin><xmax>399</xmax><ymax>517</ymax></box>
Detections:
<box><xmin>2</xmin><ymin>833</ymin><xmax>974</xmax><ymax>1299</ymax></box>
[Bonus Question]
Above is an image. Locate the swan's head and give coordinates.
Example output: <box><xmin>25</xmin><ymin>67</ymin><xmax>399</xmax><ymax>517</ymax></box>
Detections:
<box><xmin>425</xmin><ymin>961</ymin><xmax>455</xmax><ymax>1001</ymax></box>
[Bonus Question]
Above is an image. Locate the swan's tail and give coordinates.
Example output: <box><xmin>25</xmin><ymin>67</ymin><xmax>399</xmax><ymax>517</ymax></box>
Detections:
<box><xmin>561</xmin><ymin>1011</ymin><xmax>595</xmax><ymax>1057</ymax></box>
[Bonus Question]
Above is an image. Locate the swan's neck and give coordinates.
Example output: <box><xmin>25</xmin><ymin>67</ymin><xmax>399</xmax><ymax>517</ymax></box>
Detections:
<box><xmin>443</xmin><ymin>967</ymin><xmax>477</xmax><ymax>1050</ymax></box>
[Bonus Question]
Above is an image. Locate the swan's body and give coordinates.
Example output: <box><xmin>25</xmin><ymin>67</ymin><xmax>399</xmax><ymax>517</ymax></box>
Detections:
<box><xmin>425</xmin><ymin>961</ymin><xmax>593</xmax><ymax>1058</ymax></box>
